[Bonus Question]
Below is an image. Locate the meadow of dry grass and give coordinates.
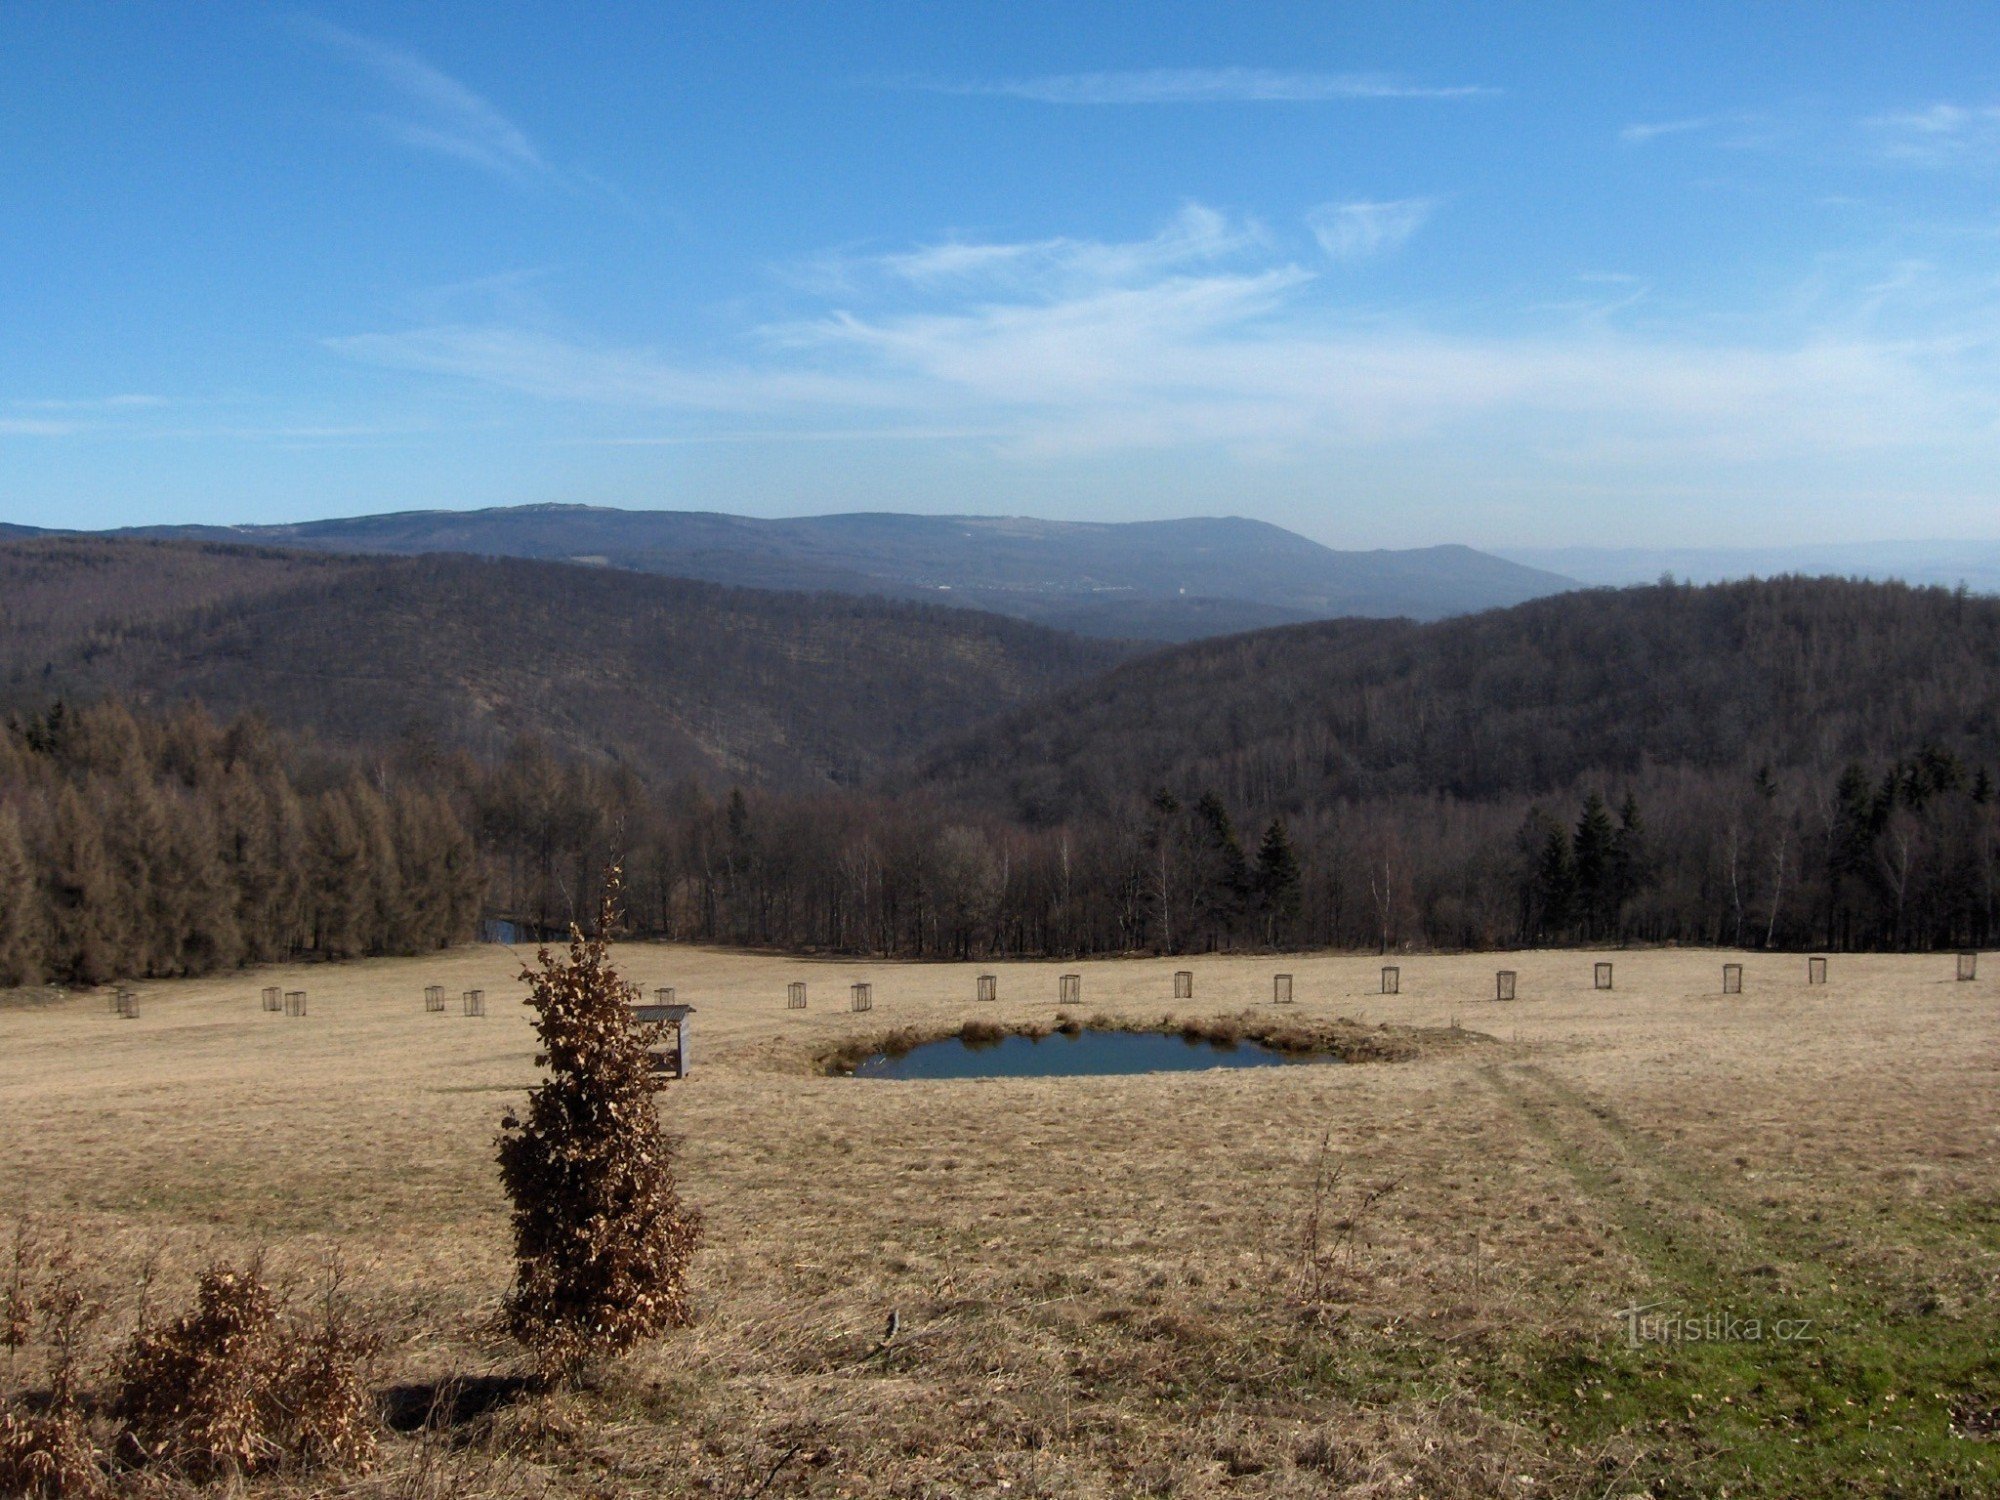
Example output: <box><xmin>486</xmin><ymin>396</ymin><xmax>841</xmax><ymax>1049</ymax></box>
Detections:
<box><xmin>2</xmin><ymin>946</ymin><xmax>1996</xmax><ymax>1497</ymax></box>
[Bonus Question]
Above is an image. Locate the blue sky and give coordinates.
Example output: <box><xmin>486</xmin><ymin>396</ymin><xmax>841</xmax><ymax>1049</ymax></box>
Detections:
<box><xmin>4</xmin><ymin>2</ymin><xmax>2000</xmax><ymax>547</ymax></box>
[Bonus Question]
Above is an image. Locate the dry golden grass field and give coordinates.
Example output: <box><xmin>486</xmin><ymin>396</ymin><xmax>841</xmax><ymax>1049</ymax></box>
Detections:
<box><xmin>2</xmin><ymin>945</ymin><xmax>1997</xmax><ymax>1498</ymax></box>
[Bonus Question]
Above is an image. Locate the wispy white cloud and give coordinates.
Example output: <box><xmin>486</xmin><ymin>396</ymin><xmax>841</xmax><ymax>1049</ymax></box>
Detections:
<box><xmin>0</xmin><ymin>394</ymin><xmax>167</xmax><ymax>438</ymax></box>
<box><xmin>1306</xmin><ymin>199</ymin><xmax>1434</xmax><ymax>261</ymax></box>
<box><xmin>301</xmin><ymin>18</ymin><xmax>549</xmax><ymax>184</ymax></box>
<box><xmin>1868</xmin><ymin>102</ymin><xmax>2000</xmax><ymax>167</ymax></box>
<box><xmin>325</xmin><ymin>204</ymin><xmax>2000</xmax><ymax>477</ymax></box>
<box><xmin>13</xmin><ymin>394</ymin><xmax>166</xmax><ymax>412</ymax></box>
<box><xmin>823</xmin><ymin>203</ymin><xmax>1264</xmax><ymax>293</ymax></box>
<box><xmin>1620</xmin><ymin>116</ymin><xmax>1717</xmax><ymax>145</ymax></box>
<box><xmin>910</xmin><ymin>67</ymin><xmax>1493</xmax><ymax>104</ymax></box>
<box><xmin>328</xmin><ymin>324</ymin><xmax>918</xmax><ymax>414</ymax></box>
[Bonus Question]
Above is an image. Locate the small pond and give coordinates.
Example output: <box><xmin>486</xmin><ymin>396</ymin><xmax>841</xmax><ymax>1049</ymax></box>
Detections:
<box><xmin>852</xmin><ymin>1028</ymin><xmax>1341</xmax><ymax>1080</ymax></box>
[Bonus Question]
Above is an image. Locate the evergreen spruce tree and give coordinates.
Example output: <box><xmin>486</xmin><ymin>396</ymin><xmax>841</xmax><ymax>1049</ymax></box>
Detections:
<box><xmin>1193</xmin><ymin>791</ymin><xmax>1251</xmax><ymax>945</ymax></box>
<box><xmin>1534</xmin><ymin>819</ymin><xmax>1575</xmax><ymax>941</ymax></box>
<box><xmin>1572</xmin><ymin>792</ymin><xmax>1616</xmax><ymax>939</ymax></box>
<box><xmin>1254</xmin><ymin>818</ymin><xmax>1303</xmax><ymax>945</ymax></box>
<box><xmin>1610</xmin><ymin>792</ymin><xmax>1648</xmax><ymax>935</ymax></box>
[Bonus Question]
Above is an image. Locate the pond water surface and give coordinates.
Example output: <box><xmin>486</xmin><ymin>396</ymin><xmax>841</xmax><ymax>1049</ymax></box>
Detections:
<box><xmin>851</xmin><ymin>1028</ymin><xmax>1341</xmax><ymax>1080</ymax></box>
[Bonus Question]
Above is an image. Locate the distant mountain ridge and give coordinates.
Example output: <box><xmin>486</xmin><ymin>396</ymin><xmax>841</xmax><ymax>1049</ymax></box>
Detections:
<box><xmin>1499</xmin><ymin>540</ymin><xmax>2000</xmax><ymax>593</ymax></box>
<box><xmin>116</xmin><ymin>504</ymin><xmax>1574</xmax><ymax>641</ymax></box>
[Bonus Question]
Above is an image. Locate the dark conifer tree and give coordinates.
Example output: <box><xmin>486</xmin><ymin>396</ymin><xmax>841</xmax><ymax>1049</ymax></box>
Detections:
<box><xmin>1610</xmin><ymin>792</ymin><xmax>1648</xmax><ymax>937</ymax></box>
<box><xmin>1534</xmin><ymin>819</ymin><xmax>1575</xmax><ymax>941</ymax></box>
<box><xmin>1193</xmin><ymin>791</ymin><xmax>1251</xmax><ymax>946</ymax></box>
<box><xmin>1572</xmin><ymin>793</ymin><xmax>1616</xmax><ymax>939</ymax></box>
<box><xmin>1254</xmin><ymin>818</ymin><xmax>1303</xmax><ymax>946</ymax></box>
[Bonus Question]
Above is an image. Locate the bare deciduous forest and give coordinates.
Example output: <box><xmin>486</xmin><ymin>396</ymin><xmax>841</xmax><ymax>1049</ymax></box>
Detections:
<box><xmin>5</xmin><ymin>562</ymin><xmax>1997</xmax><ymax>986</ymax></box>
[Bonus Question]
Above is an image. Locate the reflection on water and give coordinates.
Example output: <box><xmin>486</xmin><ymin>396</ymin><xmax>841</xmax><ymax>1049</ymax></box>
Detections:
<box><xmin>852</xmin><ymin>1028</ymin><xmax>1341</xmax><ymax>1079</ymax></box>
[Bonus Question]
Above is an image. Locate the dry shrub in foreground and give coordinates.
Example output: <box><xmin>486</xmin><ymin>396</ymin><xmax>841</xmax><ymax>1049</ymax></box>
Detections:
<box><xmin>0</xmin><ymin>1225</ymin><xmax>105</xmax><ymax>1499</ymax></box>
<box><xmin>498</xmin><ymin>872</ymin><xmax>702</xmax><ymax>1383</ymax></box>
<box><xmin>114</xmin><ymin>1259</ymin><xmax>377</xmax><ymax>1481</ymax></box>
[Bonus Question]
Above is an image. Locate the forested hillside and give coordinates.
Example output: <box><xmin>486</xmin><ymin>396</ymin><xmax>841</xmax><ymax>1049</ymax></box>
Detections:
<box><xmin>835</xmin><ymin>577</ymin><xmax>2000</xmax><ymax>955</ymax></box>
<box><xmin>0</xmin><ymin>537</ymin><xmax>367</xmax><ymax>674</ymax></box>
<box><xmin>917</xmin><ymin>577</ymin><xmax>2000</xmax><ymax>823</ymax></box>
<box><xmin>5</xmin><ymin>571</ymin><xmax>1996</xmax><ymax>981</ymax></box>
<box><xmin>0</xmin><ymin>538</ymin><xmax>1132</xmax><ymax>791</ymax></box>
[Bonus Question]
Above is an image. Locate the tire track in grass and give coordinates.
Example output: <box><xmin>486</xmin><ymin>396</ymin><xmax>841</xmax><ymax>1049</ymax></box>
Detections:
<box><xmin>1478</xmin><ymin>1062</ymin><xmax>2000</xmax><ymax>1498</ymax></box>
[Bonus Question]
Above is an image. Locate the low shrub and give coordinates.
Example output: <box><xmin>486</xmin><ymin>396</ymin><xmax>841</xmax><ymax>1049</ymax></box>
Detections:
<box><xmin>114</xmin><ymin>1260</ymin><xmax>377</xmax><ymax>1480</ymax></box>
<box><xmin>0</xmin><ymin>1406</ymin><xmax>104</xmax><ymax>1499</ymax></box>
<box><xmin>0</xmin><ymin>1224</ymin><xmax>105</xmax><ymax>1499</ymax></box>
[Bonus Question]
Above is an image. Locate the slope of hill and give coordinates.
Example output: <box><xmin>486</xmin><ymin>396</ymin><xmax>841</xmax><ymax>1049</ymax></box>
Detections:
<box><xmin>914</xmin><ymin>576</ymin><xmax>2000</xmax><ymax>824</ymax></box>
<box><xmin>121</xmin><ymin>504</ymin><xmax>1576</xmax><ymax>640</ymax></box>
<box><xmin>0</xmin><ymin>538</ymin><xmax>1132</xmax><ymax>790</ymax></box>
<box><xmin>0</xmin><ymin>537</ymin><xmax>368</xmax><ymax>674</ymax></box>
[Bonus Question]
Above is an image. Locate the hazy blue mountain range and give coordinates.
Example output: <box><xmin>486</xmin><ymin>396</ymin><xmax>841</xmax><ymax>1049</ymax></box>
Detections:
<box><xmin>111</xmin><ymin>505</ymin><xmax>1576</xmax><ymax>640</ymax></box>
<box><xmin>1499</xmin><ymin>540</ymin><xmax>2000</xmax><ymax>593</ymax></box>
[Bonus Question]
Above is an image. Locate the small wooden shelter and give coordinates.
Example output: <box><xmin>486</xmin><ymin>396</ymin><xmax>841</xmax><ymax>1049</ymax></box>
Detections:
<box><xmin>633</xmin><ymin>999</ymin><xmax>695</xmax><ymax>1079</ymax></box>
